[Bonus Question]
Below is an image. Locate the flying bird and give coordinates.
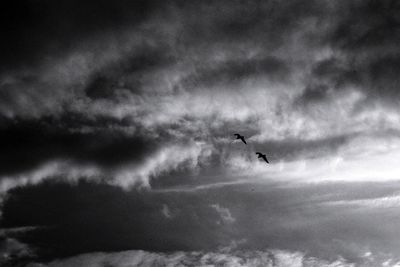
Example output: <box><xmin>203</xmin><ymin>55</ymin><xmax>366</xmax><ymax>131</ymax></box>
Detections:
<box><xmin>256</xmin><ymin>152</ymin><xmax>269</xmax><ymax>164</ymax></box>
<box><xmin>234</xmin><ymin>133</ymin><xmax>247</xmax><ymax>144</ymax></box>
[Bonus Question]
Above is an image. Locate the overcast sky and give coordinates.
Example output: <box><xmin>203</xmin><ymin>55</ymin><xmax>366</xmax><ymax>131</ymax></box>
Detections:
<box><xmin>1</xmin><ymin>0</ymin><xmax>400</xmax><ymax>266</ymax></box>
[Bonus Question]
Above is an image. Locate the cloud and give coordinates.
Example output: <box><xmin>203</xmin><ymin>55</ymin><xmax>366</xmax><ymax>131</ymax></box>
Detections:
<box><xmin>0</xmin><ymin>141</ymin><xmax>210</xmax><ymax>192</ymax></box>
<box><xmin>1</xmin><ymin>0</ymin><xmax>400</xmax><ymax>198</ymax></box>
<box><xmin>0</xmin><ymin>237</ymin><xmax>35</xmax><ymax>266</ymax></box>
<box><xmin>27</xmin><ymin>248</ymin><xmax>383</xmax><ymax>267</ymax></box>
<box><xmin>0</xmin><ymin>0</ymin><xmax>164</xmax><ymax>74</ymax></box>
<box><xmin>0</xmin><ymin>161</ymin><xmax>100</xmax><ymax>193</ymax></box>
<box><xmin>182</xmin><ymin>56</ymin><xmax>291</xmax><ymax>89</ymax></box>
<box><xmin>210</xmin><ymin>204</ymin><xmax>236</xmax><ymax>224</ymax></box>
<box><xmin>111</xmin><ymin>142</ymin><xmax>210</xmax><ymax>188</ymax></box>
<box><xmin>161</xmin><ymin>204</ymin><xmax>172</xmax><ymax>219</ymax></box>
<box><xmin>323</xmin><ymin>195</ymin><xmax>400</xmax><ymax>209</ymax></box>
<box><xmin>1</xmin><ymin>0</ymin><xmax>399</xmax><ymax>193</ymax></box>
<box><xmin>0</xmin><ymin>116</ymin><xmax>158</xmax><ymax>175</ymax></box>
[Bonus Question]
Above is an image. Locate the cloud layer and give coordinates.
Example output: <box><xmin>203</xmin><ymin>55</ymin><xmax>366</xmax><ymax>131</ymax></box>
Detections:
<box><xmin>28</xmin><ymin>249</ymin><xmax>359</xmax><ymax>267</ymax></box>
<box><xmin>1</xmin><ymin>0</ymin><xmax>400</xmax><ymax>192</ymax></box>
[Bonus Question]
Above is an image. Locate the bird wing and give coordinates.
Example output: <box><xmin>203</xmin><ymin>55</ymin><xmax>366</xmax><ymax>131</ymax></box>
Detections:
<box><xmin>263</xmin><ymin>156</ymin><xmax>269</xmax><ymax>163</ymax></box>
<box><xmin>234</xmin><ymin>133</ymin><xmax>240</xmax><ymax>137</ymax></box>
<box><xmin>241</xmin><ymin>137</ymin><xmax>247</xmax><ymax>144</ymax></box>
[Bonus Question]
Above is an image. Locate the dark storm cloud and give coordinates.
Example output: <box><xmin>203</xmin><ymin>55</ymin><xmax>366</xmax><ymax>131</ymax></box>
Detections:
<box><xmin>182</xmin><ymin>56</ymin><xmax>290</xmax><ymax>89</ymax></box>
<box><xmin>295</xmin><ymin>84</ymin><xmax>332</xmax><ymax>106</ymax></box>
<box><xmin>0</xmin><ymin>0</ymin><xmax>314</xmax><ymax>75</ymax></box>
<box><xmin>298</xmin><ymin>0</ymin><xmax>400</xmax><ymax>104</ymax></box>
<box><xmin>178</xmin><ymin>0</ymin><xmax>327</xmax><ymax>47</ymax></box>
<box><xmin>309</xmin><ymin>57</ymin><xmax>361</xmax><ymax>90</ymax></box>
<box><xmin>329</xmin><ymin>0</ymin><xmax>400</xmax><ymax>51</ymax></box>
<box><xmin>367</xmin><ymin>55</ymin><xmax>400</xmax><ymax>98</ymax></box>
<box><xmin>277</xmin><ymin>0</ymin><xmax>400</xmax><ymax>113</ymax></box>
<box><xmin>307</xmin><ymin>54</ymin><xmax>400</xmax><ymax>103</ymax></box>
<box><xmin>0</xmin><ymin>0</ymin><xmax>164</xmax><ymax>74</ymax></box>
<box><xmin>0</xmin><ymin>116</ymin><xmax>157</xmax><ymax>176</ymax></box>
<box><xmin>84</xmin><ymin>46</ymin><xmax>176</xmax><ymax>100</ymax></box>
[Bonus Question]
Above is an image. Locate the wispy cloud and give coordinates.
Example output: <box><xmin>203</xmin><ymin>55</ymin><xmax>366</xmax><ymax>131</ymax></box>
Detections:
<box><xmin>0</xmin><ymin>142</ymin><xmax>211</xmax><ymax>192</ymax></box>
<box><xmin>323</xmin><ymin>195</ymin><xmax>400</xmax><ymax>209</ymax></box>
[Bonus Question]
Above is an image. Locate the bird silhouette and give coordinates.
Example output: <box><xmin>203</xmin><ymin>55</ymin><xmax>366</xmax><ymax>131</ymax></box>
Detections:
<box><xmin>234</xmin><ymin>133</ymin><xmax>247</xmax><ymax>144</ymax></box>
<box><xmin>256</xmin><ymin>152</ymin><xmax>269</xmax><ymax>163</ymax></box>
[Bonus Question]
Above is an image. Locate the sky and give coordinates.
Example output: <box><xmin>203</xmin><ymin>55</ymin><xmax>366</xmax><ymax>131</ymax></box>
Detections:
<box><xmin>1</xmin><ymin>0</ymin><xmax>400</xmax><ymax>266</ymax></box>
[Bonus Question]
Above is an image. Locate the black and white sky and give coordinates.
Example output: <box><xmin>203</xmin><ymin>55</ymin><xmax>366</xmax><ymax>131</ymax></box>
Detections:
<box><xmin>1</xmin><ymin>0</ymin><xmax>400</xmax><ymax>266</ymax></box>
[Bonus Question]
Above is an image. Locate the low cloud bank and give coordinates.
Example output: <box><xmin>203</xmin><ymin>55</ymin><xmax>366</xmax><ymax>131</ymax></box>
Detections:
<box><xmin>27</xmin><ymin>248</ymin><xmax>400</xmax><ymax>267</ymax></box>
